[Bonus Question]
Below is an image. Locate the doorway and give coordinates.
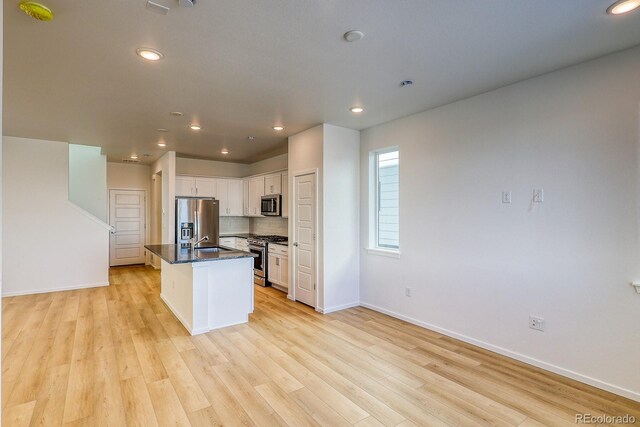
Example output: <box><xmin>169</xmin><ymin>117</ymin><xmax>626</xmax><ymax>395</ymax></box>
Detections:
<box><xmin>109</xmin><ymin>189</ymin><xmax>146</xmax><ymax>266</ymax></box>
<box><xmin>293</xmin><ymin>172</ymin><xmax>317</xmax><ymax>308</ymax></box>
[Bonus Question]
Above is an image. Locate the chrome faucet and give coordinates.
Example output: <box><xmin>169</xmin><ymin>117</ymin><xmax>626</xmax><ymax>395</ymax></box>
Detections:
<box><xmin>191</xmin><ymin>236</ymin><xmax>209</xmax><ymax>250</ymax></box>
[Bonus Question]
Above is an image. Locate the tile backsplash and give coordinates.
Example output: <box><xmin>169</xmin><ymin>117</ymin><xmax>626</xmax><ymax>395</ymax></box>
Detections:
<box><xmin>250</xmin><ymin>217</ymin><xmax>288</xmax><ymax>236</ymax></box>
<box><xmin>220</xmin><ymin>216</ymin><xmax>288</xmax><ymax>237</ymax></box>
<box><xmin>220</xmin><ymin>217</ymin><xmax>250</xmax><ymax>234</ymax></box>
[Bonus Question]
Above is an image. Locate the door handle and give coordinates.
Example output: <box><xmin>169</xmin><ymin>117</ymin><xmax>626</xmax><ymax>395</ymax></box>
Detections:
<box><xmin>293</xmin><ymin>242</ymin><xmax>299</xmax><ymax>247</ymax></box>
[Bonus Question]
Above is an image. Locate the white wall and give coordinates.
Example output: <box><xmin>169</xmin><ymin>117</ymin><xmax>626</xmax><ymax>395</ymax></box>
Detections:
<box><xmin>2</xmin><ymin>137</ymin><xmax>110</xmax><ymax>296</ymax></box>
<box><xmin>288</xmin><ymin>124</ymin><xmax>361</xmax><ymax>312</ymax></box>
<box><xmin>323</xmin><ymin>125</ymin><xmax>360</xmax><ymax>311</ymax></box>
<box><xmin>152</xmin><ymin>152</ymin><xmax>176</xmax><ymax>245</ymax></box>
<box><xmin>288</xmin><ymin>125</ymin><xmax>324</xmax><ymax>305</ymax></box>
<box><xmin>107</xmin><ymin>162</ymin><xmax>151</xmax><ymax>264</ymax></box>
<box><xmin>1</xmin><ymin>4</ymin><xmax>4</xmax><ymax>411</ymax></box>
<box><xmin>176</xmin><ymin>157</ymin><xmax>250</xmax><ymax>177</ymax></box>
<box><xmin>249</xmin><ymin>153</ymin><xmax>288</xmax><ymax>175</ymax></box>
<box><xmin>69</xmin><ymin>144</ymin><xmax>107</xmax><ymax>221</ymax></box>
<box><xmin>359</xmin><ymin>46</ymin><xmax>640</xmax><ymax>400</ymax></box>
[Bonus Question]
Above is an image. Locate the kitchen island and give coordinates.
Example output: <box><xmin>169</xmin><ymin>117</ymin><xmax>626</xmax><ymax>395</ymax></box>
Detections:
<box><xmin>145</xmin><ymin>244</ymin><xmax>257</xmax><ymax>335</ymax></box>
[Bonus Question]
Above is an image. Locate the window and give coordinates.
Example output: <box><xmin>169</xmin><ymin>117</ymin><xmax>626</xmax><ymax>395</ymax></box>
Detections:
<box><xmin>370</xmin><ymin>148</ymin><xmax>399</xmax><ymax>254</ymax></box>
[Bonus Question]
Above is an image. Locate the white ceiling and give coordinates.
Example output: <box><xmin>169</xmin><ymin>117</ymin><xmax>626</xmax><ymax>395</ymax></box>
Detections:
<box><xmin>4</xmin><ymin>0</ymin><xmax>640</xmax><ymax>164</ymax></box>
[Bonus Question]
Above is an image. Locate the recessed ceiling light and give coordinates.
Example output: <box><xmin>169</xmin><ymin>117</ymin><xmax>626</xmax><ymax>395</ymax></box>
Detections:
<box><xmin>350</xmin><ymin>106</ymin><xmax>364</xmax><ymax>113</ymax></box>
<box><xmin>157</xmin><ymin>142</ymin><xmax>167</xmax><ymax>147</ymax></box>
<box><xmin>221</xmin><ymin>149</ymin><xmax>229</xmax><ymax>155</ymax></box>
<box><xmin>190</xmin><ymin>124</ymin><xmax>201</xmax><ymax>130</ymax></box>
<box><xmin>170</xmin><ymin>111</ymin><xmax>183</xmax><ymax>116</ymax></box>
<box><xmin>157</xmin><ymin>128</ymin><xmax>168</xmax><ymax>132</ymax></box>
<box><xmin>136</xmin><ymin>48</ymin><xmax>164</xmax><ymax>61</ymax></box>
<box><xmin>272</xmin><ymin>126</ymin><xmax>285</xmax><ymax>131</ymax></box>
<box><xmin>607</xmin><ymin>0</ymin><xmax>640</xmax><ymax>14</ymax></box>
<box><xmin>130</xmin><ymin>154</ymin><xmax>139</xmax><ymax>159</ymax></box>
<box><xmin>248</xmin><ymin>136</ymin><xmax>255</xmax><ymax>141</ymax></box>
<box><xmin>344</xmin><ymin>30</ymin><xmax>364</xmax><ymax>42</ymax></box>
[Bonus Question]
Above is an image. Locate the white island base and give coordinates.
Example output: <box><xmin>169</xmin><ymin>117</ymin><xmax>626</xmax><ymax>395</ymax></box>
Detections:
<box><xmin>159</xmin><ymin>257</ymin><xmax>254</xmax><ymax>335</ymax></box>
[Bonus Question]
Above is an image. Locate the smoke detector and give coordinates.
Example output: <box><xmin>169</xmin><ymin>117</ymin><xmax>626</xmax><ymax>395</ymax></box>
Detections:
<box><xmin>179</xmin><ymin>0</ymin><xmax>196</xmax><ymax>7</ymax></box>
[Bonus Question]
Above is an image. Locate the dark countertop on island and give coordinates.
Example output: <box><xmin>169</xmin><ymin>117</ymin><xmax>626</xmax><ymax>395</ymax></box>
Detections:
<box><xmin>145</xmin><ymin>244</ymin><xmax>257</xmax><ymax>265</ymax></box>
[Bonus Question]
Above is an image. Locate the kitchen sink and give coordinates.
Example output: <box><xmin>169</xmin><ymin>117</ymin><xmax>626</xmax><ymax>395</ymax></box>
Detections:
<box><xmin>193</xmin><ymin>246</ymin><xmax>232</xmax><ymax>253</ymax></box>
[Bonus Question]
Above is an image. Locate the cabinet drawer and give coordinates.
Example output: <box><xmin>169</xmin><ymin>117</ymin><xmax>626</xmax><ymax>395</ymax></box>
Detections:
<box><xmin>219</xmin><ymin>237</ymin><xmax>236</xmax><ymax>247</ymax></box>
<box><xmin>268</xmin><ymin>244</ymin><xmax>288</xmax><ymax>256</ymax></box>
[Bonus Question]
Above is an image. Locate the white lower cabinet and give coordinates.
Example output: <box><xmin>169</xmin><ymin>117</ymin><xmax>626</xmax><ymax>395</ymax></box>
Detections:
<box><xmin>219</xmin><ymin>237</ymin><xmax>236</xmax><ymax>248</ymax></box>
<box><xmin>268</xmin><ymin>245</ymin><xmax>288</xmax><ymax>289</ymax></box>
<box><xmin>236</xmin><ymin>238</ymin><xmax>249</xmax><ymax>252</ymax></box>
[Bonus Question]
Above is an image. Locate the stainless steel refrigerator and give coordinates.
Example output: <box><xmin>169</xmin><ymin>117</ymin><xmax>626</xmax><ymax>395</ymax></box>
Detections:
<box><xmin>175</xmin><ymin>197</ymin><xmax>220</xmax><ymax>247</ymax></box>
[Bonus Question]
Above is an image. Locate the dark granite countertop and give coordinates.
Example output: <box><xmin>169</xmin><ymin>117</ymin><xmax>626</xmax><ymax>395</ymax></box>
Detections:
<box><xmin>145</xmin><ymin>244</ymin><xmax>257</xmax><ymax>265</ymax></box>
<box><xmin>220</xmin><ymin>233</ymin><xmax>288</xmax><ymax>245</ymax></box>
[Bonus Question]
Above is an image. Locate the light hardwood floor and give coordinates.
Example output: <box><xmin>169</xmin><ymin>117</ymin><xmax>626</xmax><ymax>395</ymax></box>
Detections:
<box><xmin>2</xmin><ymin>266</ymin><xmax>639</xmax><ymax>426</ymax></box>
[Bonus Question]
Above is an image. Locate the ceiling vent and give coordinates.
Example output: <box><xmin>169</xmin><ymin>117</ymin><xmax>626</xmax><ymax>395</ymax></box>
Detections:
<box><xmin>122</xmin><ymin>158</ymin><xmax>141</xmax><ymax>164</ymax></box>
<box><xmin>146</xmin><ymin>0</ymin><xmax>169</xmax><ymax>14</ymax></box>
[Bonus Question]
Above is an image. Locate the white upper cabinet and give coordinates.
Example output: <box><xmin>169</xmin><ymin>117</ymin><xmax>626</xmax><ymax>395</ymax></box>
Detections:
<box><xmin>264</xmin><ymin>173</ymin><xmax>282</xmax><ymax>195</ymax></box>
<box><xmin>176</xmin><ymin>171</ymin><xmax>285</xmax><ymax>217</ymax></box>
<box><xmin>243</xmin><ymin>179</ymin><xmax>250</xmax><ymax>216</ymax></box>
<box><xmin>216</xmin><ymin>178</ymin><xmax>244</xmax><ymax>216</ymax></box>
<box><xmin>227</xmin><ymin>179</ymin><xmax>244</xmax><ymax>216</ymax></box>
<box><xmin>215</xmin><ymin>179</ymin><xmax>229</xmax><ymax>215</ymax></box>
<box><xmin>176</xmin><ymin>176</ymin><xmax>195</xmax><ymax>196</ymax></box>
<box><xmin>195</xmin><ymin>177</ymin><xmax>216</xmax><ymax>197</ymax></box>
<box><xmin>176</xmin><ymin>176</ymin><xmax>217</xmax><ymax>197</ymax></box>
<box><xmin>248</xmin><ymin>176</ymin><xmax>265</xmax><ymax>216</ymax></box>
<box><xmin>281</xmin><ymin>172</ymin><xmax>289</xmax><ymax>218</ymax></box>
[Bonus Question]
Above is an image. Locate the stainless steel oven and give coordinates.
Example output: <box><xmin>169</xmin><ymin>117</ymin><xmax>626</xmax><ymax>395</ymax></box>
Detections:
<box><xmin>248</xmin><ymin>241</ymin><xmax>267</xmax><ymax>286</ymax></box>
<box><xmin>261</xmin><ymin>194</ymin><xmax>282</xmax><ymax>216</ymax></box>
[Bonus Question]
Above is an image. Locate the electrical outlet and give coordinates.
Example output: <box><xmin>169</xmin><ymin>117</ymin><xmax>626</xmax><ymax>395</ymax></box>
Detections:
<box><xmin>502</xmin><ymin>191</ymin><xmax>512</xmax><ymax>204</ymax></box>
<box><xmin>405</xmin><ymin>287</ymin><xmax>411</xmax><ymax>297</ymax></box>
<box><xmin>529</xmin><ymin>315</ymin><xmax>545</xmax><ymax>331</ymax></box>
<box><xmin>533</xmin><ymin>189</ymin><xmax>544</xmax><ymax>203</ymax></box>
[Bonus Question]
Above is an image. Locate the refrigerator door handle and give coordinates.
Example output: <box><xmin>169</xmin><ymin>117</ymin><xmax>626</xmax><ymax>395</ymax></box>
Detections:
<box><xmin>194</xmin><ymin>210</ymin><xmax>198</xmax><ymax>241</ymax></box>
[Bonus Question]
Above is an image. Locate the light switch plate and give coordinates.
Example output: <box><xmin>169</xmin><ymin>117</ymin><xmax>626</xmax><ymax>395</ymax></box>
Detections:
<box><xmin>502</xmin><ymin>191</ymin><xmax>512</xmax><ymax>204</ymax></box>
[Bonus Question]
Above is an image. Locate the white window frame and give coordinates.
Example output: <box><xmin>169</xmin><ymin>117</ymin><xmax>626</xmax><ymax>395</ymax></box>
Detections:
<box><xmin>367</xmin><ymin>147</ymin><xmax>400</xmax><ymax>258</ymax></box>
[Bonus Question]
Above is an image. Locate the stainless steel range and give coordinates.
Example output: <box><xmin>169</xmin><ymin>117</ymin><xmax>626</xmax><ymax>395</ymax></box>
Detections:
<box><xmin>248</xmin><ymin>235</ymin><xmax>288</xmax><ymax>287</ymax></box>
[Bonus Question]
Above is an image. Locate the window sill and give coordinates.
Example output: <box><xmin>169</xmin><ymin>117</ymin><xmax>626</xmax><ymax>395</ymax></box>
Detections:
<box><xmin>366</xmin><ymin>248</ymin><xmax>400</xmax><ymax>258</ymax></box>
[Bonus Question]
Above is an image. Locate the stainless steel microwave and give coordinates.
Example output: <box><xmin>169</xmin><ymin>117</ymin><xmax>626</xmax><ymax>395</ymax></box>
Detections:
<box><xmin>261</xmin><ymin>194</ymin><xmax>282</xmax><ymax>216</ymax></box>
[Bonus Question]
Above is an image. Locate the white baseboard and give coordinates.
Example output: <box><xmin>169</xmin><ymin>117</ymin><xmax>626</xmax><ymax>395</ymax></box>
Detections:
<box><xmin>160</xmin><ymin>293</ymin><xmax>248</xmax><ymax>335</ymax></box>
<box><xmin>3</xmin><ymin>281</ymin><xmax>109</xmax><ymax>297</ymax></box>
<box><xmin>319</xmin><ymin>301</ymin><xmax>360</xmax><ymax>314</ymax></box>
<box><xmin>360</xmin><ymin>301</ymin><xmax>640</xmax><ymax>403</ymax></box>
<box><xmin>160</xmin><ymin>293</ymin><xmax>194</xmax><ymax>334</ymax></box>
<box><xmin>210</xmin><ymin>317</ymin><xmax>249</xmax><ymax>331</ymax></box>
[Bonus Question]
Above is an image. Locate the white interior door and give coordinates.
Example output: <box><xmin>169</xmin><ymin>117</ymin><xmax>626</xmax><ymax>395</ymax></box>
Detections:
<box><xmin>109</xmin><ymin>190</ymin><xmax>146</xmax><ymax>266</ymax></box>
<box><xmin>294</xmin><ymin>173</ymin><xmax>316</xmax><ymax>307</ymax></box>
